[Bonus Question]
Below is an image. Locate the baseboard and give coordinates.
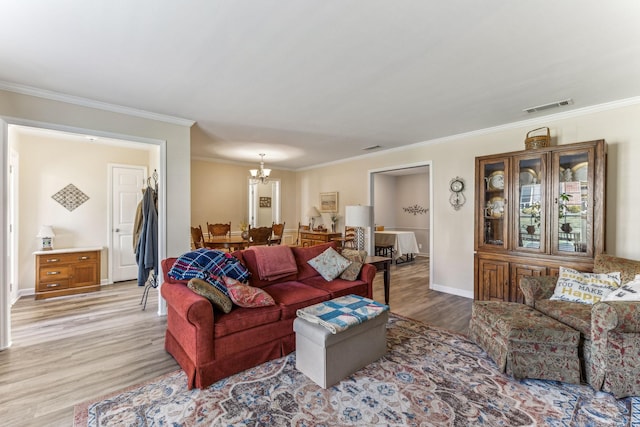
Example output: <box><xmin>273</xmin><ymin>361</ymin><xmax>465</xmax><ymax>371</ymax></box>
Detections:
<box><xmin>430</xmin><ymin>282</ymin><xmax>473</xmax><ymax>299</ymax></box>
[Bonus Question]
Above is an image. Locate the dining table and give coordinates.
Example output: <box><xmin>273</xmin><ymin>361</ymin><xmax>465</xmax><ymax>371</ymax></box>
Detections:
<box><xmin>205</xmin><ymin>236</ymin><xmax>248</xmax><ymax>251</ymax></box>
<box><xmin>374</xmin><ymin>230</ymin><xmax>419</xmax><ymax>264</ymax></box>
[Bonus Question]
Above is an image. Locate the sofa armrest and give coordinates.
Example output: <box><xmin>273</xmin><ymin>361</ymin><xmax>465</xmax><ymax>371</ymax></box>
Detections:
<box><xmin>160</xmin><ymin>281</ymin><xmax>215</xmax><ymax>364</ymax></box>
<box><xmin>519</xmin><ymin>275</ymin><xmax>558</xmax><ymax>307</ymax></box>
<box><xmin>360</xmin><ymin>263</ymin><xmax>376</xmax><ymax>300</ymax></box>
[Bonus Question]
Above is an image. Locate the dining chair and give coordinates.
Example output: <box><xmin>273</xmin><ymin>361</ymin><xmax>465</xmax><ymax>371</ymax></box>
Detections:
<box><xmin>270</xmin><ymin>221</ymin><xmax>286</xmax><ymax>245</ymax></box>
<box><xmin>207</xmin><ymin>222</ymin><xmax>231</xmax><ymax>239</ymax></box>
<box><xmin>331</xmin><ymin>226</ymin><xmax>356</xmax><ymax>251</ymax></box>
<box><xmin>248</xmin><ymin>225</ymin><xmax>273</xmax><ymax>246</ymax></box>
<box><xmin>374</xmin><ymin>227</ymin><xmax>395</xmax><ymax>257</ymax></box>
<box><xmin>190</xmin><ymin>225</ymin><xmax>206</xmax><ymax>249</ymax></box>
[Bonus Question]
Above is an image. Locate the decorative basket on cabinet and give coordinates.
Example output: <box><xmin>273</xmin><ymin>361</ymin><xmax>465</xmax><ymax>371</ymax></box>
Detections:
<box><xmin>524</xmin><ymin>127</ymin><xmax>550</xmax><ymax>150</ymax></box>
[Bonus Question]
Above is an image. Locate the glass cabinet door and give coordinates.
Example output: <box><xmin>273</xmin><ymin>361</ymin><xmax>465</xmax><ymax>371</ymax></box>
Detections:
<box><xmin>478</xmin><ymin>158</ymin><xmax>508</xmax><ymax>249</ymax></box>
<box><xmin>552</xmin><ymin>148</ymin><xmax>593</xmax><ymax>256</ymax></box>
<box><xmin>514</xmin><ymin>154</ymin><xmax>546</xmax><ymax>251</ymax></box>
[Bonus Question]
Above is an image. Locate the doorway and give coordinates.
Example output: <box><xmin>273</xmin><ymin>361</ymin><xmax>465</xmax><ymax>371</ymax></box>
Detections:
<box><xmin>369</xmin><ymin>162</ymin><xmax>433</xmax><ymax>286</ymax></box>
<box><xmin>3</xmin><ymin>123</ymin><xmax>163</xmax><ymax>349</ymax></box>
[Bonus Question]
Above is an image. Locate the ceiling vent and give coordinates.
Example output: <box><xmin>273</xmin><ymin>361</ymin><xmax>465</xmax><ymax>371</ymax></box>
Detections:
<box><xmin>362</xmin><ymin>144</ymin><xmax>382</xmax><ymax>151</ymax></box>
<box><xmin>523</xmin><ymin>98</ymin><xmax>573</xmax><ymax>114</ymax></box>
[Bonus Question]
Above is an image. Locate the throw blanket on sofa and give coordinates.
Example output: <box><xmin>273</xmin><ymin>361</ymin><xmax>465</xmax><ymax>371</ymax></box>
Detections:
<box><xmin>168</xmin><ymin>249</ymin><xmax>250</xmax><ymax>296</ymax></box>
<box><xmin>296</xmin><ymin>294</ymin><xmax>389</xmax><ymax>334</ymax></box>
<box><xmin>248</xmin><ymin>245</ymin><xmax>297</xmax><ymax>280</ymax></box>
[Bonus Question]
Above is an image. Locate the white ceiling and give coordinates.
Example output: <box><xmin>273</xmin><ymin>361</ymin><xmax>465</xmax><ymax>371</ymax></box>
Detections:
<box><xmin>2</xmin><ymin>1</ymin><xmax>640</xmax><ymax>169</ymax></box>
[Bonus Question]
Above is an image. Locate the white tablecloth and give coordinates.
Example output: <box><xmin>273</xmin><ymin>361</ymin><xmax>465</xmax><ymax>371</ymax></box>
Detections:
<box><xmin>375</xmin><ymin>231</ymin><xmax>419</xmax><ymax>259</ymax></box>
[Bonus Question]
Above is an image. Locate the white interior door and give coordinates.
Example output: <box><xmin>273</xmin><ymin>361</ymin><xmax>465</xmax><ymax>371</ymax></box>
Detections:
<box><xmin>111</xmin><ymin>165</ymin><xmax>146</xmax><ymax>282</ymax></box>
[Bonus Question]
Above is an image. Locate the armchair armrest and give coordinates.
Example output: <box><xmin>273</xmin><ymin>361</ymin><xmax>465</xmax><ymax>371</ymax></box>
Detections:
<box><xmin>519</xmin><ymin>275</ymin><xmax>558</xmax><ymax>307</ymax></box>
<box><xmin>592</xmin><ymin>301</ymin><xmax>640</xmax><ymax>333</ymax></box>
<box><xmin>589</xmin><ymin>301</ymin><xmax>640</xmax><ymax>397</ymax></box>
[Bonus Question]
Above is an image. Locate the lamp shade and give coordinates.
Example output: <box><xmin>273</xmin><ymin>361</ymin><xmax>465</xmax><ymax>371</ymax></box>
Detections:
<box><xmin>307</xmin><ymin>206</ymin><xmax>321</xmax><ymax>218</ymax></box>
<box><xmin>345</xmin><ymin>205</ymin><xmax>373</xmax><ymax>227</ymax></box>
<box><xmin>36</xmin><ymin>225</ymin><xmax>55</xmax><ymax>238</ymax></box>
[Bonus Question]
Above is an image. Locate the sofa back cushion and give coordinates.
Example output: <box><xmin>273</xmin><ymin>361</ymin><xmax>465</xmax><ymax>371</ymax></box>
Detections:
<box><xmin>293</xmin><ymin>242</ymin><xmax>338</xmax><ymax>281</ymax></box>
<box><xmin>594</xmin><ymin>254</ymin><xmax>640</xmax><ymax>284</ymax></box>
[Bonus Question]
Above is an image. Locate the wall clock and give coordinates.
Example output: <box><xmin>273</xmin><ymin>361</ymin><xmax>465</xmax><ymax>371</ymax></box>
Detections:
<box><xmin>449</xmin><ymin>177</ymin><xmax>466</xmax><ymax>210</ymax></box>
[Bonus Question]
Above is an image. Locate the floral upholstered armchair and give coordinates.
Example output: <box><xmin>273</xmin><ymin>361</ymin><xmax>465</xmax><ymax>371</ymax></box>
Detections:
<box><xmin>520</xmin><ymin>254</ymin><xmax>640</xmax><ymax>398</ymax></box>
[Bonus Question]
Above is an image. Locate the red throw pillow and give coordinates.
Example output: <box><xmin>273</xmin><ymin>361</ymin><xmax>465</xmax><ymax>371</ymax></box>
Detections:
<box><xmin>221</xmin><ymin>276</ymin><xmax>276</xmax><ymax>308</ymax></box>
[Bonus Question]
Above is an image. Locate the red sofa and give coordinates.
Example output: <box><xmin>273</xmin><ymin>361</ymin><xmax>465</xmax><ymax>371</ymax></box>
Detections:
<box><xmin>160</xmin><ymin>242</ymin><xmax>376</xmax><ymax>389</ymax></box>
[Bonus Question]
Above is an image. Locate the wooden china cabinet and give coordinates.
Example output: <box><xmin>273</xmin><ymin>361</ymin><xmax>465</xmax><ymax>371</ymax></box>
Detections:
<box><xmin>474</xmin><ymin>139</ymin><xmax>606</xmax><ymax>303</ymax></box>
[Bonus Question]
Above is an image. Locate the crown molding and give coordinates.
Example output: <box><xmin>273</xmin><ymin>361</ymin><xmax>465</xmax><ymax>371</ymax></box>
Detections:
<box><xmin>0</xmin><ymin>80</ymin><xmax>195</xmax><ymax>127</ymax></box>
<box><xmin>299</xmin><ymin>95</ymin><xmax>640</xmax><ymax>171</ymax></box>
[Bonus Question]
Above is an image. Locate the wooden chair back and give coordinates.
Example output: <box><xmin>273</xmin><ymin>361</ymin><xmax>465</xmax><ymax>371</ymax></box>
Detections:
<box><xmin>270</xmin><ymin>222</ymin><xmax>286</xmax><ymax>245</ymax></box>
<box><xmin>207</xmin><ymin>222</ymin><xmax>231</xmax><ymax>238</ymax></box>
<box><xmin>343</xmin><ymin>226</ymin><xmax>357</xmax><ymax>249</ymax></box>
<box><xmin>191</xmin><ymin>225</ymin><xmax>206</xmax><ymax>249</ymax></box>
<box><xmin>248</xmin><ymin>226</ymin><xmax>273</xmax><ymax>246</ymax></box>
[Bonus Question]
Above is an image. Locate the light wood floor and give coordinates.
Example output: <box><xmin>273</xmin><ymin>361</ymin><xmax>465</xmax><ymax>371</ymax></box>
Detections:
<box><xmin>0</xmin><ymin>255</ymin><xmax>472</xmax><ymax>426</ymax></box>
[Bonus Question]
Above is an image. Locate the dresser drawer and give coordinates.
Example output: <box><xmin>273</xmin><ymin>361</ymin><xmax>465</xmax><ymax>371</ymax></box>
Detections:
<box><xmin>37</xmin><ymin>278</ymin><xmax>70</xmax><ymax>292</ymax></box>
<box><xmin>39</xmin><ymin>266</ymin><xmax>71</xmax><ymax>281</ymax></box>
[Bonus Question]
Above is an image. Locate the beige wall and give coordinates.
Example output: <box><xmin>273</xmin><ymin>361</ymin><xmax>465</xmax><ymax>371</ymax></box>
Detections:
<box><xmin>191</xmin><ymin>159</ymin><xmax>298</xmax><ymax>242</ymax></box>
<box><xmin>11</xmin><ymin>131</ymin><xmax>154</xmax><ymax>294</ymax></box>
<box><xmin>296</xmin><ymin>102</ymin><xmax>640</xmax><ymax>298</ymax></box>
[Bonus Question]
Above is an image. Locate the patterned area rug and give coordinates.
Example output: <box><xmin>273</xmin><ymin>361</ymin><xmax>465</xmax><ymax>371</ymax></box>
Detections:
<box><xmin>74</xmin><ymin>314</ymin><xmax>639</xmax><ymax>426</ymax></box>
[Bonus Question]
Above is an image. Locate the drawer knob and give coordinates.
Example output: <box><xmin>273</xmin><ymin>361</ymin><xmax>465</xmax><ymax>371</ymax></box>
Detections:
<box><xmin>79</xmin><ymin>256</ymin><xmax>89</xmax><ymax>260</ymax></box>
<box><xmin>46</xmin><ymin>258</ymin><xmax>60</xmax><ymax>263</ymax></box>
<box><xmin>46</xmin><ymin>271</ymin><xmax>60</xmax><ymax>275</ymax></box>
<box><xmin>46</xmin><ymin>283</ymin><xmax>60</xmax><ymax>288</ymax></box>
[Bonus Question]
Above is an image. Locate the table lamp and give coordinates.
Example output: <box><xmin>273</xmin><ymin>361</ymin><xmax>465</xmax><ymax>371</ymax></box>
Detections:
<box><xmin>308</xmin><ymin>206</ymin><xmax>321</xmax><ymax>230</ymax></box>
<box><xmin>37</xmin><ymin>225</ymin><xmax>56</xmax><ymax>250</ymax></box>
<box><xmin>345</xmin><ymin>205</ymin><xmax>373</xmax><ymax>251</ymax></box>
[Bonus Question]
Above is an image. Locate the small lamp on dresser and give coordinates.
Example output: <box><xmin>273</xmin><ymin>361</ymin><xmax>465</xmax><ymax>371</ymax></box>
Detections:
<box><xmin>36</xmin><ymin>225</ymin><xmax>55</xmax><ymax>250</ymax></box>
<box><xmin>308</xmin><ymin>206</ymin><xmax>321</xmax><ymax>230</ymax></box>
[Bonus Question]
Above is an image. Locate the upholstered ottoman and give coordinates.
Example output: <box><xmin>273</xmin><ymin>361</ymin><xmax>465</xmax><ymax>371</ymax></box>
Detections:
<box><xmin>294</xmin><ymin>295</ymin><xmax>389</xmax><ymax>388</ymax></box>
<box><xmin>469</xmin><ymin>301</ymin><xmax>581</xmax><ymax>384</ymax></box>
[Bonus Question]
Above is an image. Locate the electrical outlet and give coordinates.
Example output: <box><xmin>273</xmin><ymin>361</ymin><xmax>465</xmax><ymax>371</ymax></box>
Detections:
<box><xmin>418</xmin><ymin>243</ymin><xmax>422</xmax><ymax>249</ymax></box>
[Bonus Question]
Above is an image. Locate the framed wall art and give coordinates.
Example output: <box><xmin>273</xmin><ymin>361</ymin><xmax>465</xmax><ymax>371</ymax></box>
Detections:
<box><xmin>319</xmin><ymin>191</ymin><xmax>338</xmax><ymax>213</ymax></box>
<box><xmin>259</xmin><ymin>196</ymin><xmax>271</xmax><ymax>208</ymax></box>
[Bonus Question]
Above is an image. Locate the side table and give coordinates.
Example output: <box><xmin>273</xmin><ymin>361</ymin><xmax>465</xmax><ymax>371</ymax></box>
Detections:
<box><xmin>365</xmin><ymin>255</ymin><xmax>392</xmax><ymax>305</ymax></box>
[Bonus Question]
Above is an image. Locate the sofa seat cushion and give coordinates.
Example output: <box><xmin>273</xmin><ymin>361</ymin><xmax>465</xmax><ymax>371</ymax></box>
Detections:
<box><xmin>263</xmin><ymin>281</ymin><xmax>331</xmax><ymax>319</ymax></box>
<box><xmin>302</xmin><ymin>275</ymin><xmax>368</xmax><ymax>299</ymax></box>
<box><xmin>535</xmin><ymin>299</ymin><xmax>593</xmax><ymax>338</ymax></box>
<box><xmin>214</xmin><ymin>305</ymin><xmax>282</xmax><ymax>338</ymax></box>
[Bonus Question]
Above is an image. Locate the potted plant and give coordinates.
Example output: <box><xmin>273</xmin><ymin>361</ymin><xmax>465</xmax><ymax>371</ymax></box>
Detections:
<box><xmin>559</xmin><ymin>193</ymin><xmax>573</xmax><ymax>232</ymax></box>
<box><xmin>329</xmin><ymin>213</ymin><xmax>340</xmax><ymax>233</ymax></box>
<box><xmin>239</xmin><ymin>220</ymin><xmax>249</xmax><ymax>240</ymax></box>
<box><xmin>524</xmin><ymin>201</ymin><xmax>541</xmax><ymax>235</ymax></box>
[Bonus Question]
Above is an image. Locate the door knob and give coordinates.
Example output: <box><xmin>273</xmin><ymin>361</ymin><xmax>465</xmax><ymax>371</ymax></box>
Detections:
<box><xmin>114</xmin><ymin>228</ymin><xmax>120</xmax><ymax>232</ymax></box>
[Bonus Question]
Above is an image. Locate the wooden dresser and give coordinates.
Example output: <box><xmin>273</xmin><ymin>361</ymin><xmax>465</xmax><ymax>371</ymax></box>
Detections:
<box><xmin>299</xmin><ymin>230</ymin><xmax>342</xmax><ymax>247</ymax></box>
<box><xmin>34</xmin><ymin>247</ymin><xmax>102</xmax><ymax>300</ymax></box>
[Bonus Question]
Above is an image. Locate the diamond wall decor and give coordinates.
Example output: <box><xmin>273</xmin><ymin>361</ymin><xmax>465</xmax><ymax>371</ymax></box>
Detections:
<box><xmin>52</xmin><ymin>183</ymin><xmax>90</xmax><ymax>212</ymax></box>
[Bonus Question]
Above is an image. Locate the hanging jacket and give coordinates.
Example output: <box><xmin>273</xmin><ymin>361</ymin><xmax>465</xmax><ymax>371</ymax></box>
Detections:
<box><xmin>136</xmin><ymin>187</ymin><xmax>158</xmax><ymax>286</ymax></box>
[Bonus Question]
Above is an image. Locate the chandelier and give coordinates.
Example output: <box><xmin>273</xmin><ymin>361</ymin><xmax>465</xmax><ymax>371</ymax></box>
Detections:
<box><xmin>249</xmin><ymin>153</ymin><xmax>271</xmax><ymax>184</ymax></box>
